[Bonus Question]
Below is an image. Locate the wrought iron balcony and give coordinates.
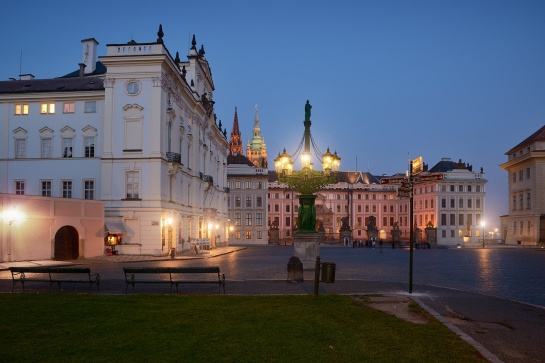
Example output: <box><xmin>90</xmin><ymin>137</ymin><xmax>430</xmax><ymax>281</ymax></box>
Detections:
<box><xmin>166</xmin><ymin>152</ymin><xmax>181</xmax><ymax>164</ymax></box>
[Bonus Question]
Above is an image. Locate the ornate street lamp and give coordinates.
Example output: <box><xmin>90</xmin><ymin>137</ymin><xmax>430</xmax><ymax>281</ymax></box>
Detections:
<box><xmin>274</xmin><ymin>100</ymin><xmax>340</xmax><ymax>261</ymax></box>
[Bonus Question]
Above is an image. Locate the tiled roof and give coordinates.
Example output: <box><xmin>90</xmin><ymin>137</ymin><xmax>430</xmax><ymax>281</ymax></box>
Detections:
<box><xmin>505</xmin><ymin>124</ymin><xmax>545</xmax><ymax>155</ymax></box>
<box><xmin>0</xmin><ymin>77</ymin><xmax>104</xmax><ymax>94</ymax></box>
<box><xmin>227</xmin><ymin>153</ymin><xmax>254</xmax><ymax>166</ymax></box>
<box><xmin>60</xmin><ymin>62</ymin><xmax>107</xmax><ymax>78</ymax></box>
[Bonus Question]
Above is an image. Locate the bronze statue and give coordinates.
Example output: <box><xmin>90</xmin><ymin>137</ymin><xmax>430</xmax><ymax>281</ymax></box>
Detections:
<box><xmin>305</xmin><ymin>100</ymin><xmax>312</xmax><ymax>121</ymax></box>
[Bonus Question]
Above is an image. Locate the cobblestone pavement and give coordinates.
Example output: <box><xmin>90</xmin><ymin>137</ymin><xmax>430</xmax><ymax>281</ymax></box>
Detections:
<box><xmin>1</xmin><ymin>244</ymin><xmax>545</xmax><ymax>362</ymax></box>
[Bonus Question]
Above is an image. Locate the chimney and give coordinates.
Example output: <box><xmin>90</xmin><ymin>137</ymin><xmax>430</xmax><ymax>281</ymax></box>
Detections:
<box><xmin>19</xmin><ymin>74</ymin><xmax>35</xmax><ymax>80</ymax></box>
<box><xmin>81</xmin><ymin>38</ymin><xmax>99</xmax><ymax>74</ymax></box>
<box><xmin>78</xmin><ymin>63</ymin><xmax>86</xmax><ymax>77</ymax></box>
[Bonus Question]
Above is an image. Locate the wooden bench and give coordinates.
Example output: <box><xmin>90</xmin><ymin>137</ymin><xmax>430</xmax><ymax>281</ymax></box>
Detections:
<box><xmin>9</xmin><ymin>267</ymin><xmax>100</xmax><ymax>292</ymax></box>
<box><xmin>123</xmin><ymin>267</ymin><xmax>225</xmax><ymax>294</ymax></box>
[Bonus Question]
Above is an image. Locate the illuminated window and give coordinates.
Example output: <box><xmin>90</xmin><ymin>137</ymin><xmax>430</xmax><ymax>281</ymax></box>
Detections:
<box><xmin>245</xmin><ymin>231</ymin><xmax>252</xmax><ymax>239</ymax></box>
<box><xmin>63</xmin><ymin>102</ymin><xmax>75</xmax><ymax>113</ymax></box>
<box><xmin>235</xmin><ymin>231</ymin><xmax>241</xmax><ymax>239</ymax></box>
<box><xmin>15</xmin><ymin>104</ymin><xmax>29</xmax><ymax>115</ymax></box>
<box><xmin>40</xmin><ymin>103</ymin><xmax>55</xmax><ymax>114</ymax></box>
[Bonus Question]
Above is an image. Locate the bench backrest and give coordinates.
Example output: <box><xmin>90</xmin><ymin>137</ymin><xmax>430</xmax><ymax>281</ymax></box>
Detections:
<box><xmin>123</xmin><ymin>267</ymin><xmax>220</xmax><ymax>274</ymax></box>
<box><xmin>10</xmin><ymin>267</ymin><xmax>91</xmax><ymax>274</ymax></box>
<box><xmin>48</xmin><ymin>267</ymin><xmax>91</xmax><ymax>274</ymax></box>
<box><xmin>10</xmin><ymin>267</ymin><xmax>53</xmax><ymax>274</ymax></box>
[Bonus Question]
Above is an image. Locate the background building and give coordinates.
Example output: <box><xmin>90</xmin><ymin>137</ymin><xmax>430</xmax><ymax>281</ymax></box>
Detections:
<box><xmin>226</xmin><ymin>107</ymin><xmax>269</xmax><ymax>244</ymax></box>
<box><xmin>500</xmin><ymin>124</ymin><xmax>545</xmax><ymax>245</ymax></box>
<box><xmin>0</xmin><ymin>26</ymin><xmax>229</xmax><ymax>259</ymax></box>
<box><xmin>267</xmin><ymin>157</ymin><xmax>486</xmax><ymax>247</ymax></box>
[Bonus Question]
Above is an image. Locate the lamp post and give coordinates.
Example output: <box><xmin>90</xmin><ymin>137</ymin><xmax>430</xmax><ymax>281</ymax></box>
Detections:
<box><xmin>481</xmin><ymin>221</ymin><xmax>486</xmax><ymax>248</ymax></box>
<box><xmin>274</xmin><ymin>100</ymin><xmax>340</xmax><ymax>262</ymax></box>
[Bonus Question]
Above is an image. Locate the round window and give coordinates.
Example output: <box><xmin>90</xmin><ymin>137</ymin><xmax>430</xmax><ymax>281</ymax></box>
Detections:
<box><xmin>126</xmin><ymin>81</ymin><xmax>140</xmax><ymax>95</ymax></box>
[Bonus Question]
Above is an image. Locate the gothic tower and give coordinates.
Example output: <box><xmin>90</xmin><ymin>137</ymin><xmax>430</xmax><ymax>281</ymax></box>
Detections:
<box><xmin>229</xmin><ymin>107</ymin><xmax>243</xmax><ymax>155</ymax></box>
<box><xmin>246</xmin><ymin>105</ymin><xmax>268</xmax><ymax>168</ymax></box>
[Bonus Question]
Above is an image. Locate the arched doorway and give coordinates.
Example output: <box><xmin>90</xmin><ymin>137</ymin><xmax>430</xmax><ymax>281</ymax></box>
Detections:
<box><xmin>54</xmin><ymin>226</ymin><xmax>79</xmax><ymax>260</ymax></box>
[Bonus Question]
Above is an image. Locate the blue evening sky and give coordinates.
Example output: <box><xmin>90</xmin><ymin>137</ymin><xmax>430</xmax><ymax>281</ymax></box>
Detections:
<box><xmin>2</xmin><ymin>0</ymin><xmax>544</xmax><ymax>228</ymax></box>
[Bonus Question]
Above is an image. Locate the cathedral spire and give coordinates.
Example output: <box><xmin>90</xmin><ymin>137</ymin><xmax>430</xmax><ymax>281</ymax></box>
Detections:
<box><xmin>246</xmin><ymin>104</ymin><xmax>268</xmax><ymax>168</ymax></box>
<box><xmin>229</xmin><ymin>107</ymin><xmax>243</xmax><ymax>156</ymax></box>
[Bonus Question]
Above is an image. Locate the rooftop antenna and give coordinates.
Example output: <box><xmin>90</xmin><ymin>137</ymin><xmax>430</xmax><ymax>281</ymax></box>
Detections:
<box><xmin>19</xmin><ymin>50</ymin><xmax>22</xmax><ymax>76</ymax></box>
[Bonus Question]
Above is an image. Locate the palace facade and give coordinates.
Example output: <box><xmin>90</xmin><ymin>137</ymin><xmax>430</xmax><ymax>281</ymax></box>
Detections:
<box><xmin>0</xmin><ymin>26</ymin><xmax>229</xmax><ymax>259</ymax></box>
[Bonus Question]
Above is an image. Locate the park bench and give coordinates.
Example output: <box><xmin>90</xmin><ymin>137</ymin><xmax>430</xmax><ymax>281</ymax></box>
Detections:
<box><xmin>9</xmin><ymin>266</ymin><xmax>100</xmax><ymax>292</ymax></box>
<box><xmin>123</xmin><ymin>266</ymin><xmax>225</xmax><ymax>294</ymax></box>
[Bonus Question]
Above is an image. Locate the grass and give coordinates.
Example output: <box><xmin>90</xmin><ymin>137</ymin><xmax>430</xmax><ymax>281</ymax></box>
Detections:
<box><xmin>0</xmin><ymin>293</ymin><xmax>486</xmax><ymax>362</ymax></box>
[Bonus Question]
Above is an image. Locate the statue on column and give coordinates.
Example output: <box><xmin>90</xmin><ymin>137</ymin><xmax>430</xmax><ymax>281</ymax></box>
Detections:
<box><xmin>305</xmin><ymin>100</ymin><xmax>312</xmax><ymax>121</ymax></box>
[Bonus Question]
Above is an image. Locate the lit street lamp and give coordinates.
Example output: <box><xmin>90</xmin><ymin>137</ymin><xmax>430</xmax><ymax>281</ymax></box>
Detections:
<box><xmin>274</xmin><ymin>100</ymin><xmax>340</xmax><ymax>262</ymax></box>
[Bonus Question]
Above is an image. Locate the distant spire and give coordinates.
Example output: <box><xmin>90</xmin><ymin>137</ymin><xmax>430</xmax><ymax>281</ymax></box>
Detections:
<box><xmin>246</xmin><ymin>104</ymin><xmax>268</xmax><ymax>168</ymax></box>
<box><xmin>157</xmin><ymin>24</ymin><xmax>164</xmax><ymax>44</ymax></box>
<box><xmin>229</xmin><ymin>107</ymin><xmax>243</xmax><ymax>156</ymax></box>
<box><xmin>198</xmin><ymin>44</ymin><xmax>205</xmax><ymax>58</ymax></box>
<box><xmin>175</xmin><ymin>51</ymin><xmax>180</xmax><ymax>63</ymax></box>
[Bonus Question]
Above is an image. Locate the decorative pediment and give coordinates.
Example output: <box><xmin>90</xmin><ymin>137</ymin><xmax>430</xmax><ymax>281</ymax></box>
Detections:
<box><xmin>13</xmin><ymin>127</ymin><xmax>27</xmax><ymax>135</ymax></box>
<box><xmin>123</xmin><ymin>104</ymin><xmax>144</xmax><ymax>111</ymax></box>
<box><xmin>60</xmin><ymin>126</ymin><xmax>75</xmax><ymax>136</ymax></box>
<box><xmin>39</xmin><ymin>126</ymin><xmax>54</xmax><ymax>135</ymax></box>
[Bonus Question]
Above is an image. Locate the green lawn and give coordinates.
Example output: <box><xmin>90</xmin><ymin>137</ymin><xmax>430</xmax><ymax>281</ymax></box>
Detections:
<box><xmin>0</xmin><ymin>294</ymin><xmax>485</xmax><ymax>362</ymax></box>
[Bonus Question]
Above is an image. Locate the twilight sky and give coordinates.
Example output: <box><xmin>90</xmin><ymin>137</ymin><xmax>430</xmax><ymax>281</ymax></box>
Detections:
<box><xmin>2</xmin><ymin>0</ymin><xmax>544</xmax><ymax>228</ymax></box>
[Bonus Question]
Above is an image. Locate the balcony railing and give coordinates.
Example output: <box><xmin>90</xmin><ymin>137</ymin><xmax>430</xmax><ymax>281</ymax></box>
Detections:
<box><xmin>166</xmin><ymin>152</ymin><xmax>181</xmax><ymax>164</ymax></box>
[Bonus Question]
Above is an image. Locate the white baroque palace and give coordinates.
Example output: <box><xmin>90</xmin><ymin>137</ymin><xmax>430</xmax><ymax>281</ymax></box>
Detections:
<box><xmin>0</xmin><ymin>26</ymin><xmax>229</xmax><ymax>256</ymax></box>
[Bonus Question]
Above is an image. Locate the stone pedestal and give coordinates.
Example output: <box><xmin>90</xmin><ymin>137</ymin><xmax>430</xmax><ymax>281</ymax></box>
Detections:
<box><xmin>293</xmin><ymin>232</ymin><xmax>319</xmax><ymax>267</ymax></box>
<box><xmin>269</xmin><ymin>228</ymin><xmax>279</xmax><ymax>244</ymax></box>
<box><xmin>391</xmin><ymin>229</ymin><xmax>401</xmax><ymax>242</ymax></box>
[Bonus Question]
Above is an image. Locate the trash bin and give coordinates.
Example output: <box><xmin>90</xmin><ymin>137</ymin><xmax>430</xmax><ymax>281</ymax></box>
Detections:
<box><xmin>321</xmin><ymin>262</ymin><xmax>336</xmax><ymax>283</ymax></box>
